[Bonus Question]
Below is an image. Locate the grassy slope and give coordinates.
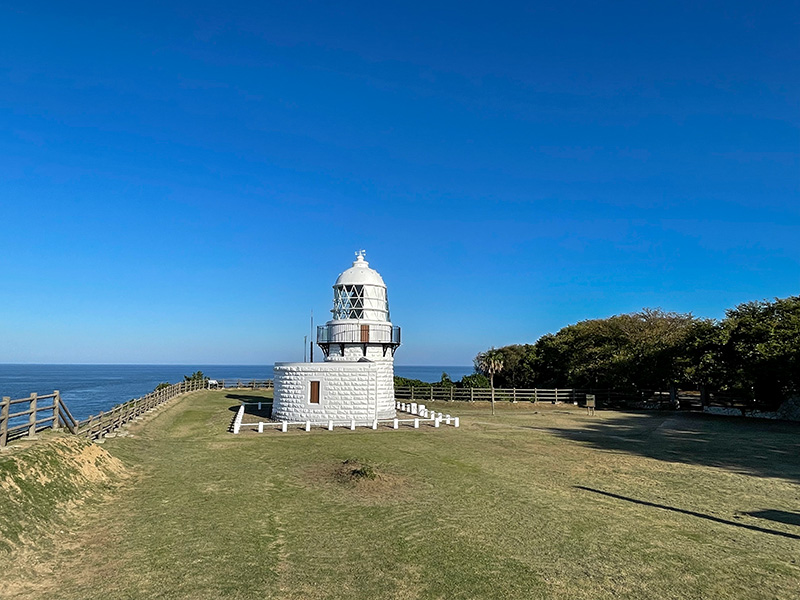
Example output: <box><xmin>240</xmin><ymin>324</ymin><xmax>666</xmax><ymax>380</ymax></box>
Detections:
<box><xmin>4</xmin><ymin>391</ymin><xmax>800</xmax><ymax>599</ymax></box>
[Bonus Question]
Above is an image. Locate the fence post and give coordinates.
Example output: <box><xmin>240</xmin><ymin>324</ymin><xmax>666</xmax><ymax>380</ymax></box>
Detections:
<box><xmin>28</xmin><ymin>393</ymin><xmax>38</xmax><ymax>437</ymax></box>
<box><xmin>1</xmin><ymin>397</ymin><xmax>9</xmax><ymax>447</ymax></box>
<box><xmin>53</xmin><ymin>390</ymin><xmax>61</xmax><ymax>430</ymax></box>
<box><xmin>513</xmin><ymin>388</ymin><xmax>516</xmax><ymax>403</ymax></box>
<box><xmin>470</xmin><ymin>388</ymin><xmax>474</xmax><ymax>402</ymax></box>
<box><xmin>534</xmin><ymin>388</ymin><xmax>538</xmax><ymax>404</ymax></box>
<box><xmin>411</xmin><ymin>386</ymin><xmax>414</xmax><ymax>401</ymax></box>
<box><xmin>430</xmin><ymin>387</ymin><xmax>433</xmax><ymax>403</ymax></box>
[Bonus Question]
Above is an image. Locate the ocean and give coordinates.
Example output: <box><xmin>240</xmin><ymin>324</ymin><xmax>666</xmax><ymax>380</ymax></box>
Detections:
<box><xmin>0</xmin><ymin>364</ymin><xmax>474</xmax><ymax>421</ymax></box>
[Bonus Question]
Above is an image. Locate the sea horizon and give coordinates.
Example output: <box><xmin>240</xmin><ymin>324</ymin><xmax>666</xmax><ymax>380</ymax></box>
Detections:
<box><xmin>0</xmin><ymin>363</ymin><xmax>474</xmax><ymax>421</ymax></box>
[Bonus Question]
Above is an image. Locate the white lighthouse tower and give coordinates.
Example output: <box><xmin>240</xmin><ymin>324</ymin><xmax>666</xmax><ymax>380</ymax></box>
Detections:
<box><xmin>272</xmin><ymin>251</ymin><xmax>401</xmax><ymax>424</ymax></box>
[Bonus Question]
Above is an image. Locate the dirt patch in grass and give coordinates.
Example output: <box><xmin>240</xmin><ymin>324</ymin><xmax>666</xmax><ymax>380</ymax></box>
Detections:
<box><xmin>302</xmin><ymin>458</ymin><xmax>413</xmax><ymax>505</ymax></box>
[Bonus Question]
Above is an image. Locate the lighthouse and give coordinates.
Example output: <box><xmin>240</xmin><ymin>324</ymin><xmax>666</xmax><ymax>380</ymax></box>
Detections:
<box><xmin>272</xmin><ymin>251</ymin><xmax>401</xmax><ymax>424</ymax></box>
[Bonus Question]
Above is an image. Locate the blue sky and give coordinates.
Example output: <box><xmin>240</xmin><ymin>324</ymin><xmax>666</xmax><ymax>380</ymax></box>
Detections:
<box><xmin>1</xmin><ymin>1</ymin><xmax>798</xmax><ymax>365</ymax></box>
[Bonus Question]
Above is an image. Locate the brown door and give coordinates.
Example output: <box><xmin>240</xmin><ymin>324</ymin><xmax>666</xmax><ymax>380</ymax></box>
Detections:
<box><xmin>361</xmin><ymin>324</ymin><xmax>370</xmax><ymax>342</ymax></box>
<box><xmin>310</xmin><ymin>381</ymin><xmax>320</xmax><ymax>404</ymax></box>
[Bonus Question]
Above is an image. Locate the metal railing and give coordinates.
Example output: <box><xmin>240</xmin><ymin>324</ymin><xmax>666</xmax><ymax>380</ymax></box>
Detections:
<box><xmin>317</xmin><ymin>323</ymin><xmax>401</xmax><ymax>344</ymax></box>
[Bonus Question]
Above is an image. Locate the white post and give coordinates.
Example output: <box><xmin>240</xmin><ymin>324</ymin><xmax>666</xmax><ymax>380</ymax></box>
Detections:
<box><xmin>258</xmin><ymin>422</ymin><xmax>264</xmax><ymax>433</ymax></box>
<box><xmin>445</xmin><ymin>415</ymin><xmax>451</xmax><ymax>425</ymax></box>
<box><xmin>233</xmin><ymin>405</ymin><xmax>244</xmax><ymax>434</ymax></box>
<box><xmin>414</xmin><ymin>418</ymin><xmax>419</xmax><ymax>429</ymax></box>
<box><xmin>393</xmin><ymin>418</ymin><xmax>398</xmax><ymax>429</ymax></box>
<box><xmin>454</xmin><ymin>417</ymin><xmax>460</xmax><ymax>428</ymax></box>
<box><xmin>281</xmin><ymin>421</ymin><xmax>288</xmax><ymax>433</ymax></box>
<box><xmin>350</xmin><ymin>419</ymin><xmax>355</xmax><ymax>431</ymax></box>
<box><xmin>328</xmin><ymin>420</ymin><xmax>333</xmax><ymax>431</ymax></box>
<box><xmin>258</xmin><ymin>402</ymin><xmax>262</xmax><ymax>410</ymax></box>
<box><xmin>372</xmin><ymin>420</ymin><xmax>378</xmax><ymax>430</ymax></box>
<box><xmin>434</xmin><ymin>418</ymin><xmax>440</xmax><ymax>428</ymax></box>
<box><xmin>305</xmin><ymin>421</ymin><xmax>311</xmax><ymax>432</ymax></box>
<box><xmin>438</xmin><ymin>412</ymin><xmax>443</xmax><ymax>420</ymax></box>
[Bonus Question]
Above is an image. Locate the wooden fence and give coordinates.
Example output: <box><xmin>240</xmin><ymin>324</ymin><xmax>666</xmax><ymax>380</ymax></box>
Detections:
<box><xmin>394</xmin><ymin>386</ymin><xmax>707</xmax><ymax>410</ymax></box>
<box><xmin>1</xmin><ymin>379</ymin><xmax>204</xmax><ymax>447</ymax></box>
<box><xmin>397</xmin><ymin>386</ymin><xmax>603</xmax><ymax>404</ymax></box>
<box><xmin>211</xmin><ymin>379</ymin><xmax>273</xmax><ymax>390</ymax></box>
<box><xmin>0</xmin><ymin>391</ymin><xmax>79</xmax><ymax>446</ymax></box>
<box><xmin>0</xmin><ymin>377</ymin><xmax>277</xmax><ymax>447</ymax></box>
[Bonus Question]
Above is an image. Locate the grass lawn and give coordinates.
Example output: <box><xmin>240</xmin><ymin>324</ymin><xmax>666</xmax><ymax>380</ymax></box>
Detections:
<box><xmin>4</xmin><ymin>390</ymin><xmax>800</xmax><ymax>599</ymax></box>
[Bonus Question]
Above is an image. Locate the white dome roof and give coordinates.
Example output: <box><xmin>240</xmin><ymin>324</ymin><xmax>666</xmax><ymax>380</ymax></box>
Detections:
<box><xmin>334</xmin><ymin>251</ymin><xmax>386</xmax><ymax>288</ymax></box>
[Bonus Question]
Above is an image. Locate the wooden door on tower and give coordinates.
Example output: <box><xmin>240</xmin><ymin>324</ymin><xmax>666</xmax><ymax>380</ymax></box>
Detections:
<box><xmin>361</xmin><ymin>324</ymin><xmax>369</xmax><ymax>342</ymax></box>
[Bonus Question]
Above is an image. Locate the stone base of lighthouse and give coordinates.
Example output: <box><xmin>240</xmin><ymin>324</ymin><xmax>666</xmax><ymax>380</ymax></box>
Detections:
<box><xmin>273</xmin><ymin>359</ymin><xmax>395</xmax><ymax>424</ymax></box>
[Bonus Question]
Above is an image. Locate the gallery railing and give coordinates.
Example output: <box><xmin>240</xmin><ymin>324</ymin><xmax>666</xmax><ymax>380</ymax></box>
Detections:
<box><xmin>317</xmin><ymin>323</ymin><xmax>401</xmax><ymax>345</ymax></box>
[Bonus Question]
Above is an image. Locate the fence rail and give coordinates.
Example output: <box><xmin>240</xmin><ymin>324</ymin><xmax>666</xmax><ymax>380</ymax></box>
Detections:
<box><xmin>394</xmin><ymin>385</ymin><xmax>716</xmax><ymax>410</ymax></box>
<box><xmin>0</xmin><ymin>391</ymin><xmax>78</xmax><ymax>446</ymax></box>
<box><xmin>1</xmin><ymin>377</ymin><xmax>276</xmax><ymax>447</ymax></box>
<box><xmin>210</xmin><ymin>379</ymin><xmax>273</xmax><ymax>390</ymax></box>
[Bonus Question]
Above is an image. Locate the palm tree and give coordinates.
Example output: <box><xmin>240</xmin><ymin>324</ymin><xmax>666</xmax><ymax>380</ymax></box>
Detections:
<box><xmin>477</xmin><ymin>348</ymin><xmax>504</xmax><ymax>415</ymax></box>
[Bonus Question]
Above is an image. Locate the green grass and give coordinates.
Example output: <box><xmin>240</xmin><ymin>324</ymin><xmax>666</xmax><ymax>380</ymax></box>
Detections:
<box><xmin>3</xmin><ymin>391</ymin><xmax>800</xmax><ymax>599</ymax></box>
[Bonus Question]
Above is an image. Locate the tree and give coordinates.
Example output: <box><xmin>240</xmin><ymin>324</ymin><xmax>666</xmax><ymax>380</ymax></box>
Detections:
<box><xmin>459</xmin><ymin>373</ymin><xmax>490</xmax><ymax>388</ymax></box>
<box><xmin>476</xmin><ymin>348</ymin><xmax>504</xmax><ymax>415</ymax></box>
<box><xmin>438</xmin><ymin>372</ymin><xmax>455</xmax><ymax>388</ymax></box>
<box><xmin>184</xmin><ymin>371</ymin><xmax>208</xmax><ymax>383</ymax></box>
<box><xmin>720</xmin><ymin>296</ymin><xmax>800</xmax><ymax>407</ymax></box>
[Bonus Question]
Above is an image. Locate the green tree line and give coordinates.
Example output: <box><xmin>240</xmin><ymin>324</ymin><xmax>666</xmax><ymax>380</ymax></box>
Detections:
<box><xmin>473</xmin><ymin>296</ymin><xmax>800</xmax><ymax>408</ymax></box>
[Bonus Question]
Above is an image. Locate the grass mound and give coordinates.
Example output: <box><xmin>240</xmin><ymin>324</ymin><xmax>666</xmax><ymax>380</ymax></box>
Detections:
<box><xmin>340</xmin><ymin>458</ymin><xmax>377</xmax><ymax>481</ymax></box>
<box><xmin>0</xmin><ymin>436</ymin><xmax>126</xmax><ymax>553</ymax></box>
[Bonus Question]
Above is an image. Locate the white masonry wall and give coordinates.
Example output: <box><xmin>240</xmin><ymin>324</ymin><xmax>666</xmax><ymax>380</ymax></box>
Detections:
<box><xmin>273</xmin><ymin>361</ymin><xmax>396</xmax><ymax>424</ymax></box>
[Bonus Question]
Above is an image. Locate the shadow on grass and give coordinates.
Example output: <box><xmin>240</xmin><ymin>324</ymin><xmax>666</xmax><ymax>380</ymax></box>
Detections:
<box><xmin>226</xmin><ymin>394</ymin><xmax>272</xmax><ymax>402</ymax></box>
<box><xmin>547</xmin><ymin>412</ymin><xmax>800</xmax><ymax>483</ymax></box>
<box><xmin>576</xmin><ymin>486</ymin><xmax>800</xmax><ymax>540</ymax></box>
<box><xmin>744</xmin><ymin>510</ymin><xmax>800</xmax><ymax>527</ymax></box>
<box><xmin>228</xmin><ymin>404</ymin><xmax>273</xmax><ymax>419</ymax></box>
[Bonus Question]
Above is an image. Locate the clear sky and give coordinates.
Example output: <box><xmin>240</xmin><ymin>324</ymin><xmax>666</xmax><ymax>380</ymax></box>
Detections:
<box><xmin>1</xmin><ymin>1</ymin><xmax>798</xmax><ymax>365</ymax></box>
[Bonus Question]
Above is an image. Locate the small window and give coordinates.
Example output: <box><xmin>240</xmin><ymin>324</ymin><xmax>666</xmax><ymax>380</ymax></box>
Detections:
<box><xmin>310</xmin><ymin>381</ymin><xmax>320</xmax><ymax>404</ymax></box>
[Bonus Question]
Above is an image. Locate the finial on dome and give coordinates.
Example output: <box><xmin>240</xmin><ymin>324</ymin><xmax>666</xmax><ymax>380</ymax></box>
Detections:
<box><xmin>355</xmin><ymin>249</ymin><xmax>367</xmax><ymax>263</ymax></box>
